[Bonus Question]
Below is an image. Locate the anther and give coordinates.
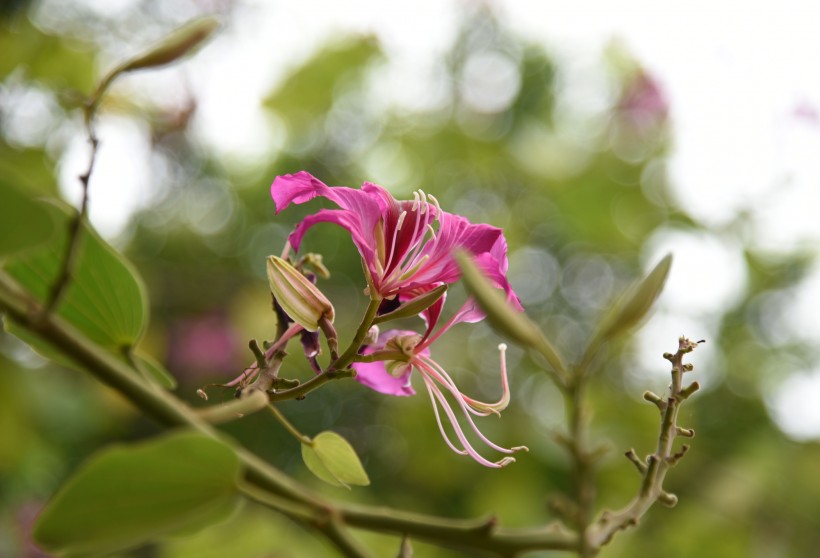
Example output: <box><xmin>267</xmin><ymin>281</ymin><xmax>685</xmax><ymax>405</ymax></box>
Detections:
<box><xmin>396</xmin><ymin>210</ymin><xmax>407</xmax><ymax>230</ymax></box>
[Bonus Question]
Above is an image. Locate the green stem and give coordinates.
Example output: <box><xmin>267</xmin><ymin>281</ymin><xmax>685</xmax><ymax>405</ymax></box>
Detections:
<box><xmin>41</xmin><ymin>123</ymin><xmax>97</xmax><ymax>319</ymax></box>
<box><xmin>240</xmin><ymin>481</ymin><xmax>372</xmax><ymax>558</ymax></box>
<box><xmin>197</xmin><ymin>390</ymin><xmax>270</xmax><ymax>424</ymax></box>
<box><xmin>269</xmin><ymin>404</ymin><xmax>313</xmax><ymax>445</ymax></box>
<box><xmin>562</xmin><ymin>370</ymin><xmax>596</xmax><ymax>558</ymax></box>
<box><xmin>322</xmin><ymin>519</ymin><xmax>375</xmax><ymax>558</ymax></box>
<box><xmin>332</xmin><ymin>297</ymin><xmax>382</xmax><ymax>371</ymax></box>
<box><xmin>267</xmin><ymin>368</ymin><xmax>356</xmax><ymax>402</ymax></box>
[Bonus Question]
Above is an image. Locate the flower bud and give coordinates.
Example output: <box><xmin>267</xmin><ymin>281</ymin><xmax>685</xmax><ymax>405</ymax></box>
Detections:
<box><xmin>267</xmin><ymin>256</ymin><xmax>334</xmax><ymax>332</ymax></box>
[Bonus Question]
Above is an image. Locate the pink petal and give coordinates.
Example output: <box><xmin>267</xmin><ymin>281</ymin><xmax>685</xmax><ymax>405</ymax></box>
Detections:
<box><xmin>271</xmin><ymin>172</ymin><xmax>384</xmax><ymax>273</ymax></box>
<box><xmin>404</xmin><ymin>213</ymin><xmax>502</xmax><ymax>290</ymax></box>
<box><xmin>352</xmin><ymin>360</ymin><xmax>415</xmax><ymax>396</ymax></box>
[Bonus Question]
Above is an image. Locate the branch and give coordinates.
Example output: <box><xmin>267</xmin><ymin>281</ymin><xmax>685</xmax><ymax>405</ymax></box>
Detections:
<box><xmin>0</xmin><ymin>269</ymin><xmax>579</xmax><ymax>556</ymax></box>
<box><xmin>196</xmin><ymin>390</ymin><xmax>270</xmax><ymax>424</ymax></box>
<box><xmin>588</xmin><ymin>336</ymin><xmax>701</xmax><ymax>548</ymax></box>
<box><xmin>266</xmin><ymin>368</ymin><xmax>356</xmax><ymax>402</ymax></box>
<box><xmin>331</xmin><ymin>296</ymin><xmax>382</xmax><ymax>371</ymax></box>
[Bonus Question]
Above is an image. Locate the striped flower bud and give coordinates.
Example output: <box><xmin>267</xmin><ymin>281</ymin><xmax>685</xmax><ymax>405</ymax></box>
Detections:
<box><xmin>266</xmin><ymin>256</ymin><xmax>334</xmax><ymax>332</ymax></box>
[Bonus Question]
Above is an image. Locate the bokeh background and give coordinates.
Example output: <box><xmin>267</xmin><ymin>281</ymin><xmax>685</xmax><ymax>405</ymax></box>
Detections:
<box><xmin>3</xmin><ymin>1</ymin><xmax>820</xmax><ymax>556</ymax></box>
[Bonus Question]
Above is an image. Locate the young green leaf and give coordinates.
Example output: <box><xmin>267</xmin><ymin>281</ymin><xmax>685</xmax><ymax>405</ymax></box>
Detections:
<box><xmin>301</xmin><ymin>431</ymin><xmax>370</xmax><ymax>489</ymax></box>
<box><xmin>0</xmin><ymin>180</ymin><xmax>55</xmax><ymax>257</ymax></box>
<box><xmin>33</xmin><ymin>430</ymin><xmax>241</xmax><ymax>556</ymax></box>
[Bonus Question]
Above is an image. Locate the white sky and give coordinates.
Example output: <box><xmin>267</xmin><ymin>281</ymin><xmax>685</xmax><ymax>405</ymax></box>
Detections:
<box><xmin>52</xmin><ymin>0</ymin><xmax>820</xmax><ymax>440</ymax></box>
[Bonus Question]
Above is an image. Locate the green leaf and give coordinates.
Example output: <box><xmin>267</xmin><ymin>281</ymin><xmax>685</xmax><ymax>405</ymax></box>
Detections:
<box><xmin>301</xmin><ymin>431</ymin><xmax>370</xmax><ymax>489</ymax></box>
<box><xmin>34</xmin><ymin>430</ymin><xmax>241</xmax><ymax>556</ymax></box>
<box><xmin>263</xmin><ymin>38</ymin><xmax>382</xmax><ymax>134</ymax></box>
<box><xmin>455</xmin><ymin>250</ymin><xmax>566</xmax><ymax>376</ymax></box>
<box><xmin>0</xmin><ymin>19</ymin><xmax>96</xmax><ymax>91</ymax></box>
<box><xmin>373</xmin><ymin>284</ymin><xmax>447</xmax><ymax>324</ymax></box>
<box><xmin>0</xmin><ymin>180</ymin><xmax>56</xmax><ymax>257</ymax></box>
<box><xmin>4</xmin><ymin>202</ymin><xmax>148</xmax><ymax>352</ymax></box>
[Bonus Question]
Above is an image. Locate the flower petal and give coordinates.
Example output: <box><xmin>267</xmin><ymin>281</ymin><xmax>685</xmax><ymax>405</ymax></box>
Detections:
<box><xmin>352</xmin><ymin>360</ymin><xmax>415</xmax><ymax>396</ymax></box>
<box><xmin>403</xmin><ymin>213</ymin><xmax>502</xmax><ymax>290</ymax></box>
<box><xmin>271</xmin><ymin>172</ymin><xmax>384</xmax><ymax>273</ymax></box>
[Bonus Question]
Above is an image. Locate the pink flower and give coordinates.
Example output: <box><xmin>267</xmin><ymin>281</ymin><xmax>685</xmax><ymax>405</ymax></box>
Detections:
<box><xmin>271</xmin><ymin>171</ymin><xmax>521</xmax><ymax>307</ymax></box>
<box><xmin>272</xmin><ymin>171</ymin><xmax>527</xmax><ymax>466</ymax></box>
<box><xmin>352</xmin><ymin>301</ymin><xmax>527</xmax><ymax>468</ymax></box>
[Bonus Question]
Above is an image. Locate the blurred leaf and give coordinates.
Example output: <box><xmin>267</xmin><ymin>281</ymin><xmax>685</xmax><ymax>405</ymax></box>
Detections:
<box><xmin>4</xmin><ymin>202</ymin><xmax>148</xmax><ymax>352</ymax></box>
<box><xmin>373</xmin><ymin>284</ymin><xmax>447</xmax><ymax>324</ymax></box>
<box><xmin>301</xmin><ymin>431</ymin><xmax>370</xmax><ymax>489</ymax></box>
<box><xmin>0</xmin><ymin>180</ymin><xmax>55</xmax><ymax>257</ymax></box>
<box><xmin>593</xmin><ymin>254</ymin><xmax>672</xmax><ymax>344</ymax></box>
<box><xmin>263</xmin><ymin>37</ymin><xmax>381</xmax><ymax>132</ymax></box>
<box><xmin>0</xmin><ymin>19</ymin><xmax>96</xmax><ymax>91</ymax></box>
<box><xmin>0</xmin><ymin>145</ymin><xmax>59</xmax><ymax>196</ymax></box>
<box><xmin>456</xmin><ymin>250</ymin><xmax>566</xmax><ymax>376</ymax></box>
<box><xmin>33</xmin><ymin>430</ymin><xmax>241</xmax><ymax>556</ymax></box>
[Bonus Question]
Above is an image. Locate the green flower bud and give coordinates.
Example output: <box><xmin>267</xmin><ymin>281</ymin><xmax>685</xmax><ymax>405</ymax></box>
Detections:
<box><xmin>267</xmin><ymin>256</ymin><xmax>334</xmax><ymax>332</ymax></box>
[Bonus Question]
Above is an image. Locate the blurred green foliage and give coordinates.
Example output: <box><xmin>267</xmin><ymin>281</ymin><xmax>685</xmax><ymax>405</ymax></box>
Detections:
<box><xmin>1</xmin><ymin>2</ymin><xmax>819</xmax><ymax>558</ymax></box>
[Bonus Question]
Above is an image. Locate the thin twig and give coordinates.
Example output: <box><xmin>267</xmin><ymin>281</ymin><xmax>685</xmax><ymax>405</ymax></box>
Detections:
<box><xmin>322</xmin><ymin>519</ymin><xmax>374</xmax><ymax>558</ymax></box>
<box><xmin>268</xmin><ymin>404</ymin><xmax>313</xmax><ymax>445</ymax></box>
<box><xmin>40</xmin><ymin>116</ymin><xmax>98</xmax><ymax>319</ymax></box>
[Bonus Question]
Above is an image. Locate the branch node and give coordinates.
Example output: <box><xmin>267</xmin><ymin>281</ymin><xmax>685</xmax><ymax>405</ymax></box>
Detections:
<box><xmin>679</xmin><ymin>381</ymin><xmax>700</xmax><ymax>400</ymax></box>
<box><xmin>667</xmin><ymin>444</ymin><xmax>690</xmax><ymax>465</ymax></box>
<box><xmin>471</xmin><ymin>515</ymin><xmax>498</xmax><ymax>535</ymax></box>
<box><xmin>624</xmin><ymin>449</ymin><xmax>647</xmax><ymax>475</ymax></box>
<box><xmin>675</xmin><ymin>426</ymin><xmax>695</xmax><ymax>438</ymax></box>
<box><xmin>547</xmin><ymin>494</ymin><xmax>580</xmax><ymax>525</ymax></box>
<box><xmin>658</xmin><ymin>491</ymin><xmax>678</xmax><ymax>508</ymax></box>
<box><xmin>642</xmin><ymin>390</ymin><xmax>666</xmax><ymax>411</ymax></box>
<box><xmin>249</xmin><ymin>338</ymin><xmax>268</xmax><ymax>369</ymax></box>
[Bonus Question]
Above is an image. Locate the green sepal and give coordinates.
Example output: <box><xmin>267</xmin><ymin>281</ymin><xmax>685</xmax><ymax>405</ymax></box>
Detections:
<box><xmin>373</xmin><ymin>284</ymin><xmax>447</xmax><ymax>324</ymax></box>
